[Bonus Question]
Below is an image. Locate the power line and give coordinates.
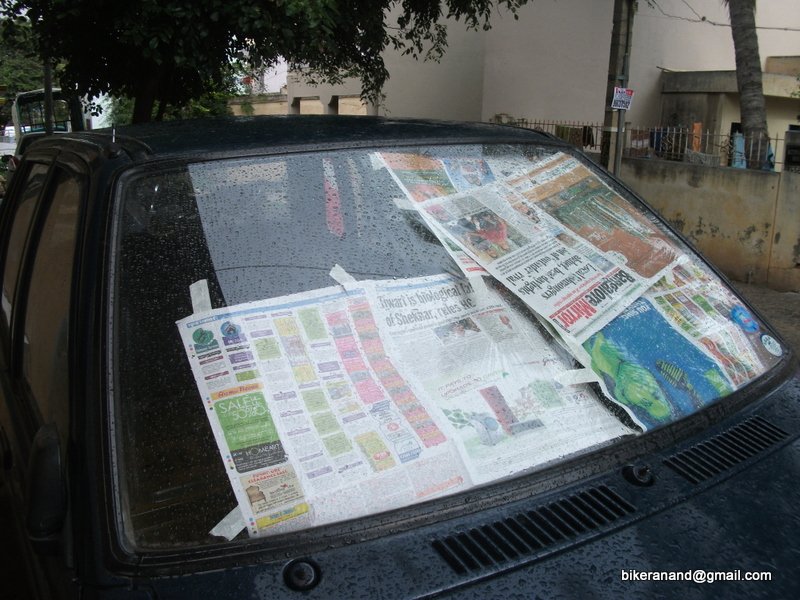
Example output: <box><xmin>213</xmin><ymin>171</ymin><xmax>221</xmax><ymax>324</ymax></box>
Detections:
<box><xmin>645</xmin><ymin>0</ymin><xmax>800</xmax><ymax>33</ymax></box>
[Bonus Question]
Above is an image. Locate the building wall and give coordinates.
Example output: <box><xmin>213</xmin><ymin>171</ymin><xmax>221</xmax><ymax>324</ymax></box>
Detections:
<box><xmin>338</xmin><ymin>96</ymin><xmax>369</xmax><ymax>115</ymax></box>
<box><xmin>229</xmin><ymin>96</ymin><xmax>288</xmax><ymax>116</ymax></box>
<box><xmin>286</xmin><ymin>73</ymin><xmax>365</xmax><ymax>115</ymax></box>
<box><xmin>481</xmin><ymin>0</ymin><xmax>800</xmax><ymax>126</ymax></box>
<box><xmin>481</xmin><ymin>0</ymin><xmax>613</xmax><ymax>124</ymax></box>
<box><xmin>235</xmin><ymin>0</ymin><xmax>799</xmax><ymax>125</ymax></box>
<box><xmin>380</xmin><ymin>21</ymin><xmax>485</xmax><ymax>121</ymax></box>
<box><xmin>280</xmin><ymin>10</ymin><xmax>484</xmax><ymax>120</ymax></box>
<box><xmin>771</xmin><ymin>172</ymin><xmax>800</xmax><ymax>291</ymax></box>
<box><xmin>620</xmin><ymin>158</ymin><xmax>800</xmax><ymax>291</ymax></box>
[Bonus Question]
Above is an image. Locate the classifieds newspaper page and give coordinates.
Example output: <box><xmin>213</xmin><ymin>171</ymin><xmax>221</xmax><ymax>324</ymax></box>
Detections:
<box><xmin>177</xmin><ymin>285</ymin><xmax>467</xmax><ymax>537</ymax></box>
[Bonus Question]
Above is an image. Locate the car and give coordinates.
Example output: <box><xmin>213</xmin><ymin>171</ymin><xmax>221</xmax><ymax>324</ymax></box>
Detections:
<box><xmin>1</xmin><ymin>132</ymin><xmax>49</xmax><ymax>190</ymax></box>
<box><xmin>0</xmin><ymin>115</ymin><xmax>798</xmax><ymax>599</ymax></box>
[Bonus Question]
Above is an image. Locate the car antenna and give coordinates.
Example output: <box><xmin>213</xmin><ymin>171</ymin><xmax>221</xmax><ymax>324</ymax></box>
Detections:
<box><xmin>107</xmin><ymin>124</ymin><xmax>122</xmax><ymax>158</ymax></box>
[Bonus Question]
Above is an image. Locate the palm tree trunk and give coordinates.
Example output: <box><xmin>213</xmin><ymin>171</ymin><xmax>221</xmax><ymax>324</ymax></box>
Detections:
<box><xmin>726</xmin><ymin>0</ymin><xmax>770</xmax><ymax>169</ymax></box>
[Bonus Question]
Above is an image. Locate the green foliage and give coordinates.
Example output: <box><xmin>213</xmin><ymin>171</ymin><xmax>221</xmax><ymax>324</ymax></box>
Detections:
<box><xmin>0</xmin><ymin>0</ymin><xmax>530</xmax><ymax>122</ymax></box>
<box><xmin>0</xmin><ymin>19</ymin><xmax>45</xmax><ymax>124</ymax></box>
<box><xmin>108</xmin><ymin>90</ymin><xmax>233</xmax><ymax>126</ymax></box>
<box><xmin>106</xmin><ymin>96</ymin><xmax>134</xmax><ymax>127</ymax></box>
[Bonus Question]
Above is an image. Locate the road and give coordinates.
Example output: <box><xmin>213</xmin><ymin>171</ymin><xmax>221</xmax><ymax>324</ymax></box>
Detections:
<box><xmin>733</xmin><ymin>281</ymin><xmax>800</xmax><ymax>355</ymax></box>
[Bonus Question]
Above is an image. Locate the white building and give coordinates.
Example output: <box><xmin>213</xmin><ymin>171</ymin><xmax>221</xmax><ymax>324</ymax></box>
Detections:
<box><xmin>233</xmin><ymin>0</ymin><xmax>800</xmax><ymax>138</ymax></box>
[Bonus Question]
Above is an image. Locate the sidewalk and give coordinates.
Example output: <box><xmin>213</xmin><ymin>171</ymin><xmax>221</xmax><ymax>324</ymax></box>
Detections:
<box><xmin>733</xmin><ymin>281</ymin><xmax>800</xmax><ymax>355</ymax></box>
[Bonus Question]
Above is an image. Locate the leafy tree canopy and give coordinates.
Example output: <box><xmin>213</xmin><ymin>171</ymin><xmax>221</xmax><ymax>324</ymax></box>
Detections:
<box><xmin>0</xmin><ymin>19</ymin><xmax>45</xmax><ymax>124</ymax></box>
<box><xmin>0</xmin><ymin>0</ymin><xmax>529</xmax><ymax>123</ymax></box>
<box><xmin>108</xmin><ymin>63</ymin><xmax>245</xmax><ymax>125</ymax></box>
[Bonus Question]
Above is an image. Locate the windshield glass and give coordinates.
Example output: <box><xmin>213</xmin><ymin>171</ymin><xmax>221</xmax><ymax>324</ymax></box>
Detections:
<box><xmin>111</xmin><ymin>143</ymin><xmax>783</xmax><ymax>550</ymax></box>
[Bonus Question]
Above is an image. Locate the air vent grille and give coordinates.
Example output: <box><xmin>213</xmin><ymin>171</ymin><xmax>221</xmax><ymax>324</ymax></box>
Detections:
<box><xmin>663</xmin><ymin>416</ymin><xmax>789</xmax><ymax>484</ymax></box>
<box><xmin>432</xmin><ymin>485</ymin><xmax>635</xmax><ymax>574</ymax></box>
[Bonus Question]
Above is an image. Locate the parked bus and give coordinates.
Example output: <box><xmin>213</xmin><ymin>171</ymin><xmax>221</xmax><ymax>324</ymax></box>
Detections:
<box><xmin>11</xmin><ymin>88</ymin><xmax>89</xmax><ymax>139</ymax></box>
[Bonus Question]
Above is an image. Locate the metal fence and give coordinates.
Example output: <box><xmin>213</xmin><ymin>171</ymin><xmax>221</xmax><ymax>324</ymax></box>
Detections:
<box><xmin>626</xmin><ymin>126</ymin><xmax>784</xmax><ymax>170</ymax></box>
<box><xmin>491</xmin><ymin>115</ymin><xmax>787</xmax><ymax>171</ymax></box>
<box><xmin>491</xmin><ymin>116</ymin><xmax>605</xmax><ymax>154</ymax></box>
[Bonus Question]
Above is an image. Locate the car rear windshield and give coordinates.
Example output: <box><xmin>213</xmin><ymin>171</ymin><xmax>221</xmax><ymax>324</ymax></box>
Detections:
<box><xmin>110</xmin><ymin>142</ymin><xmax>783</xmax><ymax>550</ymax></box>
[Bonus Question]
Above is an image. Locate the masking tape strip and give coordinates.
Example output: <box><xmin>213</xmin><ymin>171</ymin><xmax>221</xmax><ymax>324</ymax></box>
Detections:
<box><xmin>190</xmin><ymin>279</ymin><xmax>212</xmax><ymax>315</ymax></box>
<box><xmin>329</xmin><ymin>264</ymin><xmax>358</xmax><ymax>288</ymax></box>
<box><xmin>370</xmin><ymin>153</ymin><xmax>386</xmax><ymax>171</ymax></box>
<box><xmin>392</xmin><ymin>196</ymin><xmax>415</xmax><ymax>211</ymax></box>
<box><xmin>210</xmin><ymin>506</ymin><xmax>246</xmax><ymax>541</ymax></box>
<box><xmin>330</xmin><ymin>264</ymin><xmax>357</xmax><ymax>284</ymax></box>
<box><xmin>554</xmin><ymin>368</ymin><xmax>601</xmax><ymax>387</ymax></box>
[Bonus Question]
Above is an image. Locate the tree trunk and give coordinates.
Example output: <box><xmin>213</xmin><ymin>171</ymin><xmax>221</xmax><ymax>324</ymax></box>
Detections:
<box><xmin>727</xmin><ymin>0</ymin><xmax>770</xmax><ymax>169</ymax></box>
<box><xmin>132</xmin><ymin>75</ymin><xmax>159</xmax><ymax>124</ymax></box>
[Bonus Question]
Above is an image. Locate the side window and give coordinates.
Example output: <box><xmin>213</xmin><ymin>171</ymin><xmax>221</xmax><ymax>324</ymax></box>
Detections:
<box><xmin>1</xmin><ymin>163</ymin><xmax>51</xmax><ymax>337</ymax></box>
<box><xmin>21</xmin><ymin>168</ymin><xmax>83</xmax><ymax>431</ymax></box>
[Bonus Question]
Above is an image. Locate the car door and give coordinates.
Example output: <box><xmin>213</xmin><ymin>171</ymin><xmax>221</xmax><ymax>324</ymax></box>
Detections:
<box><xmin>0</xmin><ymin>151</ymin><xmax>87</xmax><ymax>599</ymax></box>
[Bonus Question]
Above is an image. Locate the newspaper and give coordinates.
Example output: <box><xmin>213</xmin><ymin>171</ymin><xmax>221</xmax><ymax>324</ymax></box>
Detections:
<box><xmin>644</xmin><ymin>263</ymin><xmax>782</xmax><ymax>385</ymax></box>
<box><xmin>416</xmin><ymin>183</ymin><xmax>650</xmax><ymax>343</ymax></box>
<box><xmin>505</xmin><ymin>153</ymin><xmax>680</xmax><ymax>279</ymax></box>
<box><xmin>378</xmin><ymin>149</ymin><xmax>682</xmax><ymax>343</ymax></box>
<box><xmin>176</xmin><ymin>146</ymin><xmax>783</xmax><ymax>535</ymax></box>
<box><xmin>374</xmin><ymin>148</ymin><xmax>780</xmax><ymax>433</ymax></box>
<box><xmin>378</xmin><ymin>150</ymin><xmax>498</xmax><ymax>202</ymax></box>
<box><xmin>566</xmin><ymin>262</ymin><xmax>783</xmax><ymax>430</ymax></box>
<box><xmin>366</xmin><ymin>274</ymin><xmax>634</xmax><ymax>484</ymax></box>
<box><xmin>177</xmin><ymin>274</ymin><xmax>634</xmax><ymax>536</ymax></box>
<box><xmin>177</xmin><ymin>285</ymin><xmax>466</xmax><ymax>537</ymax></box>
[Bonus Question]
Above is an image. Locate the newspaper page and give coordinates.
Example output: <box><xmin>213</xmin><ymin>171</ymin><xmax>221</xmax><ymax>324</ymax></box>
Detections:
<box><xmin>644</xmin><ymin>262</ymin><xmax>783</xmax><ymax>384</ymax></box>
<box><xmin>177</xmin><ymin>285</ymin><xmax>467</xmax><ymax>537</ymax></box>
<box><xmin>378</xmin><ymin>152</ymin><xmax>458</xmax><ymax>202</ymax></box>
<box><xmin>377</xmin><ymin>150</ymin><xmax>497</xmax><ymax>203</ymax></box>
<box><xmin>379</xmin><ymin>151</ymin><xmax>500</xmax><ymax>278</ymax></box>
<box><xmin>506</xmin><ymin>152</ymin><xmax>680</xmax><ymax>280</ymax></box>
<box><xmin>417</xmin><ymin>183</ymin><xmax>649</xmax><ymax>343</ymax></box>
<box><xmin>392</xmin><ymin>196</ymin><xmax>487</xmax><ymax>278</ymax></box>
<box><xmin>366</xmin><ymin>273</ymin><xmax>635</xmax><ymax>484</ymax></box>
<box><xmin>568</xmin><ymin>262</ymin><xmax>783</xmax><ymax>431</ymax></box>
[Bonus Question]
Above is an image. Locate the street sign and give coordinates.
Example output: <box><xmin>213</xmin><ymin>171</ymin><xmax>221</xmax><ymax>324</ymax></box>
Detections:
<box><xmin>611</xmin><ymin>87</ymin><xmax>634</xmax><ymax>110</ymax></box>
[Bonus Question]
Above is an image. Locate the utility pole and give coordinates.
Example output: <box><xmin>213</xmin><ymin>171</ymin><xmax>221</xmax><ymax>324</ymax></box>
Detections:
<box><xmin>44</xmin><ymin>60</ymin><xmax>54</xmax><ymax>135</ymax></box>
<box><xmin>601</xmin><ymin>0</ymin><xmax>636</xmax><ymax>174</ymax></box>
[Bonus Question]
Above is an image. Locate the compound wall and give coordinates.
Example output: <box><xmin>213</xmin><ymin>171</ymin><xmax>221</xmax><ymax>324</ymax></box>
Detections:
<box><xmin>620</xmin><ymin>158</ymin><xmax>800</xmax><ymax>292</ymax></box>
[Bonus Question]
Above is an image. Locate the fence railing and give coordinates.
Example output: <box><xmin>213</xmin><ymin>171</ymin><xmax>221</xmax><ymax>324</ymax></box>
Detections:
<box><xmin>627</xmin><ymin>126</ymin><xmax>783</xmax><ymax>170</ymax></box>
<box><xmin>491</xmin><ymin>115</ymin><xmax>786</xmax><ymax>171</ymax></box>
<box><xmin>491</xmin><ymin>116</ymin><xmax>605</xmax><ymax>154</ymax></box>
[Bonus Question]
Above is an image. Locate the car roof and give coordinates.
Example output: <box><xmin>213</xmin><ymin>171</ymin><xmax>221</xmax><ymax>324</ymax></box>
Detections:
<box><xmin>29</xmin><ymin>116</ymin><xmax>554</xmax><ymax>162</ymax></box>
